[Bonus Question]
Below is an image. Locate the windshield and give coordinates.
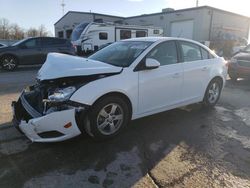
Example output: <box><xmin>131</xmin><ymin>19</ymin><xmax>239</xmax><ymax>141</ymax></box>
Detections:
<box><xmin>71</xmin><ymin>22</ymin><xmax>89</xmax><ymax>41</ymax></box>
<box><xmin>88</xmin><ymin>41</ymin><xmax>153</xmax><ymax>67</ymax></box>
<box><xmin>12</xmin><ymin>38</ymin><xmax>29</xmax><ymax>46</ymax></box>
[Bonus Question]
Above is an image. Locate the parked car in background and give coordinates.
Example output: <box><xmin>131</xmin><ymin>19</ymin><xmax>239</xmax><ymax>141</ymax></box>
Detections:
<box><xmin>12</xmin><ymin>37</ymin><xmax>227</xmax><ymax>142</ymax></box>
<box><xmin>0</xmin><ymin>43</ymin><xmax>7</xmax><ymax>48</ymax></box>
<box><xmin>229</xmin><ymin>44</ymin><xmax>250</xmax><ymax>81</ymax></box>
<box><xmin>0</xmin><ymin>37</ymin><xmax>75</xmax><ymax>71</ymax></box>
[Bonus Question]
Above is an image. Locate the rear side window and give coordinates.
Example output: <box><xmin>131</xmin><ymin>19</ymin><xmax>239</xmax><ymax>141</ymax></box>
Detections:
<box><xmin>201</xmin><ymin>48</ymin><xmax>210</xmax><ymax>60</ymax></box>
<box><xmin>147</xmin><ymin>41</ymin><xmax>178</xmax><ymax>66</ymax></box>
<box><xmin>120</xmin><ymin>30</ymin><xmax>131</xmax><ymax>40</ymax></box>
<box><xmin>99</xmin><ymin>32</ymin><xmax>108</xmax><ymax>40</ymax></box>
<box><xmin>180</xmin><ymin>41</ymin><xmax>202</xmax><ymax>62</ymax></box>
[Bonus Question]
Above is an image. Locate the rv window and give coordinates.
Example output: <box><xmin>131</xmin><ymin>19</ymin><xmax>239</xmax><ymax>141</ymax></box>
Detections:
<box><xmin>99</xmin><ymin>32</ymin><xmax>108</xmax><ymax>40</ymax></box>
<box><xmin>58</xmin><ymin>31</ymin><xmax>64</xmax><ymax>38</ymax></box>
<box><xmin>120</xmin><ymin>30</ymin><xmax>132</xmax><ymax>40</ymax></box>
<box><xmin>153</xmin><ymin>30</ymin><xmax>159</xmax><ymax>34</ymax></box>
<box><xmin>136</xmin><ymin>31</ymin><xmax>147</xmax><ymax>38</ymax></box>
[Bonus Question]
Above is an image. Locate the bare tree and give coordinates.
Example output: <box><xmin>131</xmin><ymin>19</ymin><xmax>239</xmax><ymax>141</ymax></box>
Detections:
<box><xmin>9</xmin><ymin>24</ymin><xmax>25</xmax><ymax>39</ymax></box>
<box><xmin>0</xmin><ymin>18</ymin><xmax>10</xmax><ymax>39</ymax></box>
<box><xmin>26</xmin><ymin>27</ymin><xmax>38</xmax><ymax>37</ymax></box>
<box><xmin>0</xmin><ymin>18</ymin><xmax>51</xmax><ymax>39</ymax></box>
<box><xmin>38</xmin><ymin>24</ymin><xmax>49</xmax><ymax>37</ymax></box>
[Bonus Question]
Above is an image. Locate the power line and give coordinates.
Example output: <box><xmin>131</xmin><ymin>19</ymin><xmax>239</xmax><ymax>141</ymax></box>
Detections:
<box><xmin>61</xmin><ymin>0</ymin><xmax>66</xmax><ymax>16</ymax></box>
<box><xmin>196</xmin><ymin>0</ymin><xmax>199</xmax><ymax>7</ymax></box>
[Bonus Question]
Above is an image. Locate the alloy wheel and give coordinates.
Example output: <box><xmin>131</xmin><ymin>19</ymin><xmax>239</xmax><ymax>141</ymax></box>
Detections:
<box><xmin>208</xmin><ymin>82</ymin><xmax>220</xmax><ymax>104</ymax></box>
<box><xmin>96</xmin><ymin>103</ymin><xmax>124</xmax><ymax>135</ymax></box>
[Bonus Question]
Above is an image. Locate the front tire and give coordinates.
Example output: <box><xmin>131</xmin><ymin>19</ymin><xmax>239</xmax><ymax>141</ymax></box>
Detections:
<box><xmin>0</xmin><ymin>55</ymin><xmax>18</xmax><ymax>71</ymax></box>
<box><xmin>85</xmin><ymin>95</ymin><xmax>131</xmax><ymax>140</ymax></box>
<box><xmin>203</xmin><ymin>78</ymin><xmax>222</xmax><ymax>108</ymax></box>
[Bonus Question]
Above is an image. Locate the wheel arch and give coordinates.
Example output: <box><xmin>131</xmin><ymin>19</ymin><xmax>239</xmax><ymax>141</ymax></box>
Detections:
<box><xmin>209</xmin><ymin>76</ymin><xmax>224</xmax><ymax>87</ymax></box>
<box><xmin>203</xmin><ymin>75</ymin><xmax>224</xmax><ymax>102</ymax></box>
<box><xmin>0</xmin><ymin>53</ymin><xmax>20</xmax><ymax>64</ymax></box>
<box><xmin>92</xmin><ymin>91</ymin><xmax>133</xmax><ymax>118</ymax></box>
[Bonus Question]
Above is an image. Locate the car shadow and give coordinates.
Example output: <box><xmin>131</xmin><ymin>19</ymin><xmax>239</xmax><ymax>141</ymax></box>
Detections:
<box><xmin>1</xmin><ymin>104</ymin><xmax>250</xmax><ymax>187</ymax></box>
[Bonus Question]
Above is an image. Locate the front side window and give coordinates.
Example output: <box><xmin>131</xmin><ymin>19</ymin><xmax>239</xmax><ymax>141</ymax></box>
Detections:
<box><xmin>23</xmin><ymin>39</ymin><xmax>39</xmax><ymax>48</ymax></box>
<box><xmin>120</xmin><ymin>30</ymin><xmax>131</xmax><ymax>40</ymax></box>
<box><xmin>180</xmin><ymin>42</ymin><xmax>202</xmax><ymax>62</ymax></box>
<box><xmin>99</xmin><ymin>32</ymin><xmax>108</xmax><ymax>40</ymax></box>
<box><xmin>146</xmin><ymin>41</ymin><xmax>178</xmax><ymax>66</ymax></box>
<box><xmin>89</xmin><ymin>41</ymin><xmax>153</xmax><ymax>67</ymax></box>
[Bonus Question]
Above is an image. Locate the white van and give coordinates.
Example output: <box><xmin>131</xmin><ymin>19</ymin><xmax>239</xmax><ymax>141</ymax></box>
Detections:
<box><xmin>71</xmin><ymin>22</ymin><xmax>163</xmax><ymax>55</ymax></box>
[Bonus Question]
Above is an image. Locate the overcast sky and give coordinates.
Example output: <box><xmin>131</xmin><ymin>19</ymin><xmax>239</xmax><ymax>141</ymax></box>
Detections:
<box><xmin>0</xmin><ymin>0</ymin><xmax>249</xmax><ymax>35</ymax></box>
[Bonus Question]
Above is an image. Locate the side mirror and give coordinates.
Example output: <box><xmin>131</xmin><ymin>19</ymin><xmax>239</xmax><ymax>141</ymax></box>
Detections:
<box><xmin>145</xmin><ymin>58</ymin><xmax>160</xmax><ymax>69</ymax></box>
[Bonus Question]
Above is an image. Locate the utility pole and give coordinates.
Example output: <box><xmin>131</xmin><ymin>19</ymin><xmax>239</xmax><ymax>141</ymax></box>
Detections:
<box><xmin>61</xmin><ymin>0</ymin><xmax>66</xmax><ymax>16</ymax></box>
<box><xmin>196</xmin><ymin>0</ymin><xmax>199</xmax><ymax>7</ymax></box>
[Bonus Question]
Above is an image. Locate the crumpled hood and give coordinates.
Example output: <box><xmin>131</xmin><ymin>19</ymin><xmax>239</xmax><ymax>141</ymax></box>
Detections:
<box><xmin>37</xmin><ymin>53</ymin><xmax>122</xmax><ymax>81</ymax></box>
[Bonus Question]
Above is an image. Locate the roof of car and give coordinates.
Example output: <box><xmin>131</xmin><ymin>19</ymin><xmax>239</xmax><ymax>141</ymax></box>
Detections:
<box><xmin>123</xmin><ymin>37</ymin><xmax>198</xmax><ymax>43</ymax></box>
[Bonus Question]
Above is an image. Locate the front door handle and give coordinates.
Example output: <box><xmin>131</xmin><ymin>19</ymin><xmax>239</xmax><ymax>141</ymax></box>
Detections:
<box><xmin>202</xmin><ymin>67</ymin><xmax>208</xmax><ymax>71</ymax></box>
<box><xmin>172</xmin><ymin>73</ymin><xmax>181</xmax><ymax>78</ymax></box>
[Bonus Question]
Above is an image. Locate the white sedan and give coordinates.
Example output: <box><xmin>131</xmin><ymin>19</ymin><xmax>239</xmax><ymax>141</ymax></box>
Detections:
<box><xmin>12</xmin><ymin>37</ymin><xmax>227</xmax><ymax>142</ymax></box>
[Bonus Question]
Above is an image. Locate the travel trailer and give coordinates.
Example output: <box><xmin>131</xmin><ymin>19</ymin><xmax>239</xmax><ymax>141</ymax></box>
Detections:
<box><xmin>71</xmin><ymin>22</ymin><xmax>163</xmax><ymax>55</ymax></box>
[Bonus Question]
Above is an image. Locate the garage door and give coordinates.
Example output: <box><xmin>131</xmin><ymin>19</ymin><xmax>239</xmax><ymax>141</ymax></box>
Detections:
<box><xmin>170</xmin><ymin>20</ymin><xmax>194</xmax><ymax>39</ymax></box>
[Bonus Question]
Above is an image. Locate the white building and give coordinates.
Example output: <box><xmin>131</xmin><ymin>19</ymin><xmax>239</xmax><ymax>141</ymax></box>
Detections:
<box><xmin>54</xmin><ymin>6</ymin><xmax>250</xmax><ymax>43</ymax></box>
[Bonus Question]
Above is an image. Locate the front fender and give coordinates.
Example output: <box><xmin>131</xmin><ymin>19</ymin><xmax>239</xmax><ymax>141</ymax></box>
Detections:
<box><xmin>70</xmin><ymin>70</ymin><xmax>138</xmax><ymax>115</ymax></box>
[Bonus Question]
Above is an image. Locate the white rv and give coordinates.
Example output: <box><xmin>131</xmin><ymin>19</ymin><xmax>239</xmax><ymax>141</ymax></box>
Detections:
<box><xmin>71</xmin><ymin>22</ymin><xmax>163</xmax><ymax>55</ymax></box>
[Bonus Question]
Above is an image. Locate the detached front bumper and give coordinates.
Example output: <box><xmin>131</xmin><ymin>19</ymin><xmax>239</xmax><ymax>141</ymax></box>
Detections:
<box><xmin>12</xmin><ymin>92</ymin><xmax>85</xmax><ymax>143</ymax></box>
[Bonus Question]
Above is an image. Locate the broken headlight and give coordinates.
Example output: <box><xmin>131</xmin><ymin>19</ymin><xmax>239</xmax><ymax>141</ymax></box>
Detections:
<box><xmin>48</xmin><ymin>86</ymin><xmax>76</xmax><ymax>102</ymax></box>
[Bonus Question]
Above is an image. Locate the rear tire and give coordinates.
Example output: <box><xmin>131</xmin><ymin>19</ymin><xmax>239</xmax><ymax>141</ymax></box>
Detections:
<box><xmin>0</xmin><ymin>55</ymin><xmax>18</xmax><ymax>71</ymax></box>
<box><xmin>84</xmin><ymin>95</ymin><xmax>130</xmax><ymax>140</ymax></box>
<box><xmin>203</xmin><ymin>78</ymin><xmax>222</xmax><ymax>108</ymax></box>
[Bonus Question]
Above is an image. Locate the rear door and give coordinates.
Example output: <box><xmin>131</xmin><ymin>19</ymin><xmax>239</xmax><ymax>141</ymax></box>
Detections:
<box><xmin>178</xmin><ymin>41</ymin><xmax>211</xmax><ymax>102</ymax></box>
<box><xmin>18</xmin><ymin>38</ymin><xmax>43</xmax><ymax>65</ymax></box>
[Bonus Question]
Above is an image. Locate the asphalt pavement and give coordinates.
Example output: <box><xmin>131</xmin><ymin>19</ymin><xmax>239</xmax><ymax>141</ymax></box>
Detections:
<box><xmin>0</xmin><ymin>67</ymin><xmax>250</xmax><ymax>188</ymax></box>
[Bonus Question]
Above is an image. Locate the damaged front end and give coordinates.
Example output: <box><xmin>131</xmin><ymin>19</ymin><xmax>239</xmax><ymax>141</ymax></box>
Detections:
<box><xmin>12</xmin><ymin>79</ymin><xmax>89</xmax><ymax>142</ymax></box>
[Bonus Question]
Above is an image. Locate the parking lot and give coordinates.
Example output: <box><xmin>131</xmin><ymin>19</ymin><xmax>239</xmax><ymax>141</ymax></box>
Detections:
<box><xmin>1</xmin><ymin>68</ymin><xmax>250</xmax><ymax>188</ymax></box>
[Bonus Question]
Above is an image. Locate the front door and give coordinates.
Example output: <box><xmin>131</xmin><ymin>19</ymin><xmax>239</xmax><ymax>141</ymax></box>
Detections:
<box><xmin>18</xmin><ymin>38</ymin><xmax>43</xmax><ymax>65</ymax></box>
<box><xmin>138</xmin><ymin>41</ymin><xmax>183</xmax><ymax>114</ymax></box>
